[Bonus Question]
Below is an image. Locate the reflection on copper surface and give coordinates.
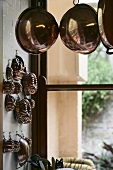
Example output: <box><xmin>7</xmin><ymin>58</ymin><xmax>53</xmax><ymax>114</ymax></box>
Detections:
<box><xmin>15</xmin><ymin>7</ymin><xmax>59</xmax><ymax>55</ymax></box>
<box><xmin>98</xmin><ymin>0</ymin><xmax>113</xmax><ymax>48</ymax></box>
<box><xmin>60</xmin><ymin>4</ymin><xmax>100</xmax><ymax>54</ymax></box>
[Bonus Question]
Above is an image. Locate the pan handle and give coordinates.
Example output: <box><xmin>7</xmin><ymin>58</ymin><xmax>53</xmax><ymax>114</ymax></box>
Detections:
<box><xmin>73</xmin><ymin>0</ymin><xmax>79</xmax><ymax>5</ymax></box>
<box><xmin>106</xmin><ymin>48</ymin><xmax>113</xmax><ymax>55</ymax></box>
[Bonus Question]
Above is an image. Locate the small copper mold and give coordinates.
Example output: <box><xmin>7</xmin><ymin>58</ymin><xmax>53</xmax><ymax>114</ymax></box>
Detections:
<box><xmin>14</xmin><ymin>98</ymin><xmax>32</xmax><ymax>124</ymax></box>
<box><xmin>3</xmin><ymin>133</ymin><xmax>20</xmax><ymax>153</ymax></box>
<box><xmin>22</xmin><ymin>72</ymin><xmax>38</xmax><ymax>95</ymax></box>
<box><xmin>13</xmin><ymin>82</ymin><xmax>22</xmax><ymax>94</ymax></box>
<box><xmin>5</xmin><ymin>94</ymin><xmax>16</xmax><ymax>112</ymax></box>
<box><xmin>3</xmin><ymin>79</ymin><xmax>15</xmax><ymax>94</ymax></box>
<box><xmin>25</xmin><ymin>97</ymin><xmax>35</xmax><ymax>109</ymax></box>
<box><xmin>11</xmin><ymin>52</ymin><xmax>25</xmax><ymax>81</ymax></box>
<box><xmin>6</xmin><ymin>60</ymin><xmax>13</xmax><ymax>80</ymax></box>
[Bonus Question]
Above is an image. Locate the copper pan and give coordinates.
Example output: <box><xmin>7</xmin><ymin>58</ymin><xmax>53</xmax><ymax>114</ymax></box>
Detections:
<box><xmin>60</xmin><ymin>3</ymin><xmax>100</xmax><ymax>54</ymax></box>
<box><xmin>15</xmin><ymin>7</ymin><xmax>59</xmax><ymax>55</ymax></box>
<box><xmin>98</xmin><ymin>0</ymin><xmax>113</xmax><ymax>54</ymax></box>
<box><xmin>17</xmin><ymin>137</ymin><xmax>29</xmax><ymax>168</ymax></box>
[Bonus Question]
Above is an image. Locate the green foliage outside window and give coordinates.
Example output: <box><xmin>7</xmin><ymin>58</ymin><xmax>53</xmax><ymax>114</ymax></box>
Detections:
<box><xmin>82</xmin><ymin>45</ymin><xmax>113</xmax><ymax>122</ymax></box>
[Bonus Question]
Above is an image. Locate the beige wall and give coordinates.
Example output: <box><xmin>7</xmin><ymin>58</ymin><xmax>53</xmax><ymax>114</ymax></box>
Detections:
<box><xmin>47</xmin><ymin>0</ymin><xmax>87</xmax><ymax>160</ymax></box>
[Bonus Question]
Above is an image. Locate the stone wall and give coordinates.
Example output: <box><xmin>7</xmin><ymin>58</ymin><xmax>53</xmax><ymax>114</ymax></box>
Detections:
<box><xmin>82</xmin><ymin>99</ymin><xmax>113</xmax><ymax>155</ymax></box>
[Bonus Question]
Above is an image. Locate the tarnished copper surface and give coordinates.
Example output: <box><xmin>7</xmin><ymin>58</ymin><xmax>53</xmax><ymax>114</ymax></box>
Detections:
<box><xmin>5</xmin><ymin>94</ymin><xmax>16</xmax><ymax>112</ymax></box>
<box><xmin>11</xmin><ymin>55</ymin><xmax>25</xmax><ymax>81</ymax></box>
<box><xmin>13</xmin><ymin>82</ymin><xmax>22</xmax><ymax>94</ymax></box>
<box><xmin>26</xmin><ymin>98</ymin><xmax>35</xmax><ymax>109</ymax></box>
<box><xmin>3</xmin><ymin>80</ymin><xmax>15</xmax><ymax>94</ymax></box>
<box><xmin>15</xmin><ymin>98</ymin><xmax>32</xmax><ymax>124</ymax></box>
<box><xmin>60</xmin><ymin>4</ymin><xmax>100</xmax><ymax>54</ymax></box>
<box><xmin>3</xmin><ymin>137</ymin><xmax>20</xmax><ymax>153</ymax></box>
<box><xmin>6</xmin><ymin>64</ymin><xmax>13</xmax><ymax>80</ymax></box>
<box><xmin>15</xmin><ymin>7</ymin><xmax>59</xmax><ymax>55</ymax></box>
<box><xmin>98</xmin><ymin>0</ymin><xmax>113</xmax><ymax>52</ymax></box>
<box><xmin>17</xmin><ymin>138</ymin><xmax>29</xmax><ymax>167</ymax></box>
<box><xmin>22</xmin><ymin>72</ymin><xmax>38</xmax><ymax>95</ymax></box>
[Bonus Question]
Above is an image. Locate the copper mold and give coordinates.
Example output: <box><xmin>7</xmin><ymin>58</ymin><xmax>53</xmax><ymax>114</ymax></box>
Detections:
<box><xmin>6</xmin><ymin>61</ymin><xmax>13</xmax><ymax>80</ymax></box>
<box><xmin>11</xmin><ymin>55</ymin><xmax>25</xmax><ymax>81</ymax></box>
<box><xmin>3</xmin><ymin>80</ymin><xmax>15</xmax><ymax>94</ymax></box>
<box><xmin>5</xmin><ymin>94</ymin><xmax>16</xmax><ymax>112</ymax></box>
<box><xmin>3</xmin><ymin>136</ymin><xmax>20</xmax><ymax>153</ymax></box>
<box><xmin>22</xmin><ymin>72</ymin><xmax>38</xmax><ymax>95</ymax></box>
<box><xmin>14</xmin><ymin>98</ymin><xmax>32</xmax><ymax>124</ymax></box>
<box><xmin>13</xmin><ymin>82</ymin><xmax>22</xmax><ymax>94</ymax></box>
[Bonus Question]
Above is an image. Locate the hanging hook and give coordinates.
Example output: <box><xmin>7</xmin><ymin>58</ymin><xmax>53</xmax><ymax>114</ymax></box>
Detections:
<box><xmin>16</xmin><ymin>50</ymin><xmax>18</xmax><ymax>57</ymax></box>
<box><xmin>3</xmin><ymin>132</ymin><xmax>5</xmax><ymax>140</ymax></box>
<box><xmin>7</xmin><ymin>59</ymin><xmax>11</xmax><ymax>66</ymax></box>
<box><xmin>73</xmin><ymin>0</ymin><xmax>79</xmax><ymax>5</ymax></box>
<box><xmin>9</xmin><ymin>132</ymin><xmax>12</xmax><ymax>139</ymax></box>
<box><xmin>3</xmin><ymin>72</ymin><xmax>5</xmax><ymax>80</ymax></box>
<box><xmin>21</xmin><ymin>130</ymin><xmax>24</xmax><ymax>138</ymax></box>
<box><xmin>36</xmin><ymin>0</ymin><xmax>43</xmax><ymax>7</ymax></box>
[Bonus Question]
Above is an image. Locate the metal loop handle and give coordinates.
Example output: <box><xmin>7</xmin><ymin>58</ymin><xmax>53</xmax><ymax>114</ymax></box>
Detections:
<box><xmin>106</xmin><ymin>48</ymin><xmax>113</xmax><ymax>55</ymax></box>
<box><xmin>36</xmin><ymin>0</ymin><xmax>43</xmax><ymax>7</ymax></box>
<box><xmin>73</xmin><ymin>0</ymin><xmax>79</xmax><ymax>5</ymax></box>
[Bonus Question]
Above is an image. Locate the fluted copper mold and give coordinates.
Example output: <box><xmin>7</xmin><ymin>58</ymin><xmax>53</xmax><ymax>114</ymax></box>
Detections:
<box><xmin>11</xmin><ymin>55</ymin><xmax>25</xmax><ymax>81</ymax></box>
<box><xmin>22</xmin><ymin>72</ymin><xmax>38</xmax><ymax>95</ymax></box>
<box><xmin>15</xmin><ymin>7</ymin><xmax>59</xmax><ymax>55</ymax></box>
<box><xmin>5</xmin><ymin>94</ymin><xmax>16</xmax><ymax>112</ymax></box>
<box><xmin>6</xmin><ymin>64</ymin><xmax>13</xmax><ymax>80</ymax></box>
<box><xmin>13</xmin><ymin>82</ymin><xmax>22</xmax><ymax>94</ymax></box>
<box><xmin>60</xmin><ymin>3</ymin><xmax>100</xmax><ymax>54</ymax></box>
<box><xmin>3</xmin><ymin>137</ymin><xmax>20</xmax><ymax>153</ymax></box>
<box><xmin>25</xmin><ymin>97</ymin><xmax>35</xmax><ymax>109</ymax></box>
<box><xmin>14</xmin><ymin>98</ymin><xmax>32</xmax><ymax>124</ymax></box>
<box><xmin>3</xmin><ymin>80</ymin><xmax>15</xmax><ymax>94</ymax></box>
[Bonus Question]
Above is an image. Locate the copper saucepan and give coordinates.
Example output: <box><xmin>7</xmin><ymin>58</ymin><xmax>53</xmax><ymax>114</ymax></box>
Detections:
<box><xmin>98</xmin><ymin>0</ymin><xmax>113</xmax><ymax>54</ymax></box>
<box><xmin>60</xmin><ymin>3</ymin><xmax>100</xmax><ymax>54</ymax></box>
<box><xmin>15</xmin><ymin>7</ymin><xmax>59</xmax><ymax>55</ymax></box>
<box><xmin>17</xmin><ymin>137</ymin><xmax>29</xmax><ymax>168</ymax></box>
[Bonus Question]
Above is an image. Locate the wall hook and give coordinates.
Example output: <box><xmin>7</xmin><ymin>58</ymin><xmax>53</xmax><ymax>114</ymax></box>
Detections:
<box><xmin>9</xmin><ymin>132</ymin><xmax>12</xmax><ymax>139</ymax></box>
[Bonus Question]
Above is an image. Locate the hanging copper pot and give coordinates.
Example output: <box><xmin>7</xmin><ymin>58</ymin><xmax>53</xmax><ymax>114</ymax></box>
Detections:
<box><xmin>17</xmin><ymin>137</ymin><xmax>29</xmax><ymax>168</ymax></box>
<box><xmin>98</xmin><ymin>0</ymin><xmax>113</xmax><ymax>54</ymax></box>
<box><xmin>22</xmin><ymin>72</ymin><xmax>38</xmax><ymax>95</ymax></box>
<box><xmin>5</xmin><ymin>94</ymin><xmax>16</xmax><ymax>112</ymax></box>
<box><xmin>16</xmin><ymin>133</ymin><xmax>32</xmax><ymax>168</ymax></box>
<box><xmin>15</xmin><ymin>6</ymin><xmax>59</xmax><ymax>55</ymax></box>
<box><xmin>60</xmin><ymin>3</ymin><xmax>100</xmax><ymax>54</ymax></box>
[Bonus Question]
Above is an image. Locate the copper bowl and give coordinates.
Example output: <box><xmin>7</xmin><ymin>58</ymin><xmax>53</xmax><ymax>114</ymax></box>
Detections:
<box><xmin>15</xmin><ymin>7</ymin><xmax>59</xmax><ymax>55</ymax></box>
<box><xmin>98</xmin><ymin>0</ymin><xmax>113</xmax><ymax>54</ymax></box>
<box><xmin>17</xmin><ymin>138</ymin><xmax>29</xmax><ymax>167</ymax></box>
<box><xmin>60</xmin><ymin>4</ymin><xmax>100</xmax><ymax>54</ymax></box>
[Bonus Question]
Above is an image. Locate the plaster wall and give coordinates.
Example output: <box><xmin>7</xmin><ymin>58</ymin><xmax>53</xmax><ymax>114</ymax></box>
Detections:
<box><xmin>3</xmin><ymin>0</ymin><xmax>31</xmax><ymax>170</ymax></box>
